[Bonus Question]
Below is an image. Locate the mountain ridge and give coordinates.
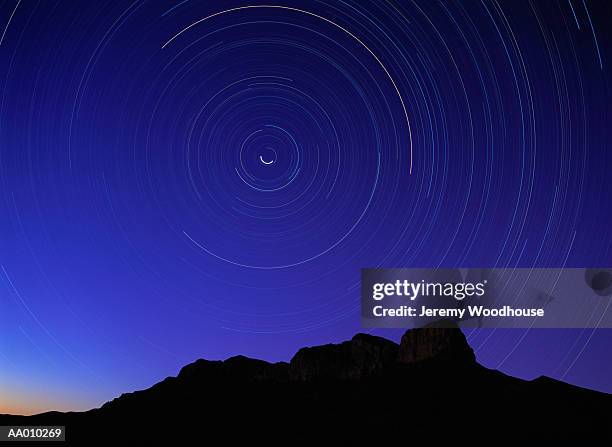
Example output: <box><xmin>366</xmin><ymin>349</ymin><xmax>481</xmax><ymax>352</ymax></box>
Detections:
<box><xmin>1</xmin><ymin>322</ymin><xmax>610</xmax><ymax>442</ymax></box>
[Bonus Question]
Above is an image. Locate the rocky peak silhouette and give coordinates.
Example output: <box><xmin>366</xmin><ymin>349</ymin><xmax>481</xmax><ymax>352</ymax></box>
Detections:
<box><xmin>397</xmin><ymin>320</ymin><xmax>475</xmax><ymax>364</ymax></box>
<box><xmin>1</xmin><ymin>322</ymin><xmax>609</xmax><ymax>442</ymax></box>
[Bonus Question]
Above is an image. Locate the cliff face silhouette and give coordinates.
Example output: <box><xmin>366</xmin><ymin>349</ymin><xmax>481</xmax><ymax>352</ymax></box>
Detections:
<box><xmin>2</xmin><ymin>322</ymin><xmax>610</xmax><ymax>442</ymax></box>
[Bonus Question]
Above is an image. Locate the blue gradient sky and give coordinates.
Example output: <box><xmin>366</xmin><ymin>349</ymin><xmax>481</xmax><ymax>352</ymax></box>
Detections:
<box><xmin>0</xmin><ymin>0</ymin><xmax>611</xmax><ymax>414</ymax></box>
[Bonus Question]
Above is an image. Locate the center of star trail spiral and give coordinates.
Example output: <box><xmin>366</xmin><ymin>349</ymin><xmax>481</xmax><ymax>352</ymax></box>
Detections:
<box><xmin>152</xmin><ymin>10</ymin><xmax>408</xmax><ymax>270</ymax></box>
<box><xmin>237</xmin><ymin>124</ymin><xmax>299</xmax><ymax>191</ymax></box>
<box><xmin>259</xmin><ymin>148</ymin><xmax>276</xmax><ymax>166</ymax></box>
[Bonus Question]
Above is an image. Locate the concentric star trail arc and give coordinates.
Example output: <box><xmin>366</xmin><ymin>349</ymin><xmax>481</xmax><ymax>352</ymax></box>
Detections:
<box><xmin>161</xmin><ymin>4</ymin><xmax>414</xmax><ymax>175</ymax></box>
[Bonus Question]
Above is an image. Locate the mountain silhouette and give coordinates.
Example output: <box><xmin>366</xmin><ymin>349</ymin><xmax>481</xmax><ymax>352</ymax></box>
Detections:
<box><xmin>1</xmin><ymin>321</ymin><xmax>610</xmax><ymax>442</ymax></box>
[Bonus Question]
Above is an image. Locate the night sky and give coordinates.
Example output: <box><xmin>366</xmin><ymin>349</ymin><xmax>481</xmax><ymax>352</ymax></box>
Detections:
<box><xmin>1</xmin><ymin>0</ymin><xmax>611</xmax><ymax>415</ymax></box>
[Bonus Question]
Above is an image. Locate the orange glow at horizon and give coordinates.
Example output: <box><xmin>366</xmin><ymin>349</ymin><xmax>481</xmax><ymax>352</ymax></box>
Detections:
<box><xmin>0</xmin><ymin>387</ymin><xmax>91</xmax><ymax>416</ymax></box>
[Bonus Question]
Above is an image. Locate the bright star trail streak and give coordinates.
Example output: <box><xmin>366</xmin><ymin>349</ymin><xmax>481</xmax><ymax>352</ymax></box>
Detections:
<box><xmin>161</xmin><ymin>4</ymin><xmax>414</xmax><ymax>175</ymax></box>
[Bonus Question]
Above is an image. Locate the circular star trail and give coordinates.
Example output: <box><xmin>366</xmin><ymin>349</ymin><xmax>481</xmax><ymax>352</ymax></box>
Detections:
<box><xmin>151</xmin><ymin>6</ymin><xmax>413</xmax><ymax>271</ymax></box>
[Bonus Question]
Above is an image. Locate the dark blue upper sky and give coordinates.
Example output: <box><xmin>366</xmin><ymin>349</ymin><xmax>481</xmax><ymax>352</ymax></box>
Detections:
<box><xmin>0</xmin><ymin>0</ymin><xmax>610</xmax><ymax>414</ymax></box>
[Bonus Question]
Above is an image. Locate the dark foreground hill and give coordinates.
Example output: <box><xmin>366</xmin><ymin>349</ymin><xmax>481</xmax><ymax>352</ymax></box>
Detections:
<box><xmin>1</xmin><ymin>321</ymin><xmax>610</xmax><ymax>442</ymax></box>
